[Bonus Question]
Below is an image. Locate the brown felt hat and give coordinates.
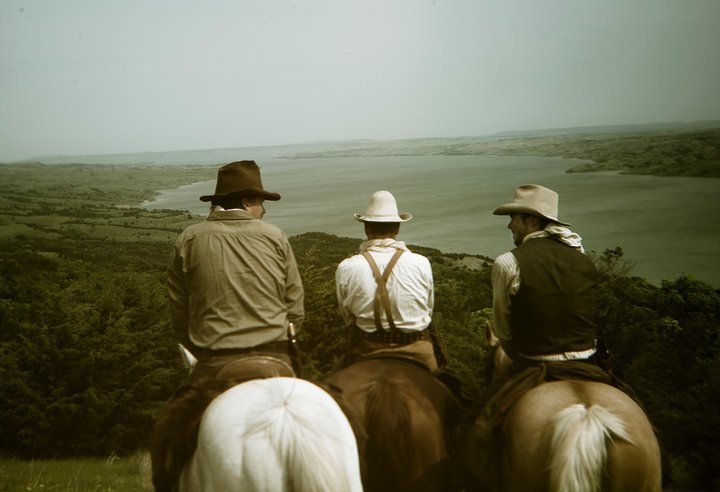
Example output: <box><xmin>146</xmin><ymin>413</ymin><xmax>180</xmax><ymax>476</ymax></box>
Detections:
<box><xmin>199</xmin><ymin>160</ymin><xmax>281</xmax><ymax>202</ymax></box>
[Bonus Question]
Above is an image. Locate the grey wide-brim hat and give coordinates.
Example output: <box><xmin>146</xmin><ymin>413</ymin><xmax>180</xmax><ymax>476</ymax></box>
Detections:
<box><xmin>493</xmin><ymin>184</ymin><xmax>571</xmax><ymax>226</ymax></box>
<box><xmin>200</xmin><ymin>160</ymin><xmax>281</xmax><ymax>202</ymax></box>
<box><xmin>354</xmin><ymin>190</ymin><xmax>413</xmax><ymax>223</ymax></box>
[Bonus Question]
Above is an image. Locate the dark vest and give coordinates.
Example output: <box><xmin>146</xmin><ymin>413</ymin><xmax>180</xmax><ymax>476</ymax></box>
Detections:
<box><xmin>509</xmin><ymin>237</ymin><xmax>598</xmax><ymax>357</ymax></box>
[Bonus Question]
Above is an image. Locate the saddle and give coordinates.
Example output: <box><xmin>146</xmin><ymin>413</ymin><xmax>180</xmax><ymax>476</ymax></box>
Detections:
<box><xmin>215</xmin><ymin>355</ymin><xmax>294</xmax><ymax>381</ymax></box>
<box><xmin>467</xmin><ymin>358</ymin><xmax>627</xmax><ymax>441</ymax></box>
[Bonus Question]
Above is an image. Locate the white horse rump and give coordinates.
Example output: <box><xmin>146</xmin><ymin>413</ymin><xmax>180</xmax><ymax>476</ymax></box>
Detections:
<box><xmin>180</xmin><ymin>377</ymin><xmax>363</xmax><ymax>492</ymax></box>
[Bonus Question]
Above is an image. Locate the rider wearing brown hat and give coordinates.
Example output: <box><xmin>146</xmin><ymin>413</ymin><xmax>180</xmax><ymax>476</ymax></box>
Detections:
<box><xmin>172</xmin><ymin>160</ymin><xmax>303</xmax><ymax>367</ymax></box>
<box><xmin>151</xmin><ymin>160</ymin><xmax>304</xmax><ymax>491</ymax></box>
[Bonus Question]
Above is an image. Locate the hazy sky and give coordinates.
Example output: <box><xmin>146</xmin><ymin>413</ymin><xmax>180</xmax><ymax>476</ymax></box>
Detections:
<box><xmin>2</xmin><ymin>0</ymin><xmax>719</xmax><ymax>162</ymax></box>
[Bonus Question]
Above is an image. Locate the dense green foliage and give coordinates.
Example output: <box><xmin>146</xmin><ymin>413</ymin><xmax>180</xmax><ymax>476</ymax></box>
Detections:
<box><xmin>0</xmin><ymin>236</ymin><xmax>182</xmax><ymax>456</ymax></box>
<box><xmin>594</xmin><ymin>248</ymin><xmax>720</xmax><ymax>486</ymax></box>
<box><xmin>0</xmin><ymin>163</ymin><xmax>718</xmax><ymax>488</ymax></box>
<box><xmin>1</xmin><ymin>230</ymin><xmax>718</xmax><ymax>487</ymax></box>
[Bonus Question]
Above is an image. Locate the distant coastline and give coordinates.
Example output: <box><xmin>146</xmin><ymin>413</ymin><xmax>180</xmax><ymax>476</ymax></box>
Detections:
<box><xmin>276</xmin><ymin>128</ymin><xmax>720</xmax><ymax>178</ymax></box>
<box><xmin>9</xmin><ymin>122</ymin><xmax>720</xmax><ymax>179</ymax></box>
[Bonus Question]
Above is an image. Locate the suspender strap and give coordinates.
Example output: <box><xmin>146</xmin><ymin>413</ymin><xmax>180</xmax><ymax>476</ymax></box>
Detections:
<box><xmin>360</xmin><ymin>249</ymin><xmax>405</xmax><ymax>332</ymax></box>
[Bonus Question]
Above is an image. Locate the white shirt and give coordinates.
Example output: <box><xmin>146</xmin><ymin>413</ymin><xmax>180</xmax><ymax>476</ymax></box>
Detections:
<box><xmin>336</xmin><ymin>239</ymin><xmax>434</xmax><ymax>332</ymax></box>
<box><xmin>491</xmin><ymin>226</ymin><xmax>596</xmax><ymax>361</ymax></box>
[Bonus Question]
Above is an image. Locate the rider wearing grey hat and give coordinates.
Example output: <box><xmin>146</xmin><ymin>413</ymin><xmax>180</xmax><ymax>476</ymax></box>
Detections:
<box><xmin>491</xmin><ymin>183</ymin><xmax>595</xmax><ymax>360</ymax></box>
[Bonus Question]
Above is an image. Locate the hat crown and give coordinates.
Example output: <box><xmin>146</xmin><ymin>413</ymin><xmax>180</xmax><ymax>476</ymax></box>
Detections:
<box><xmin>199</xmin><ymin>160</ymin><xmax>281</xmax><ymax>202</ymax></box>
<box><xmin>215</xmin><ymin>161</ymin><xmax>262</xmax><ymax>195</ymax></box>
<box><xmin>354</xmin><ymin>190</ymin><xmax>413</xmax><ymax>223</ymax></box>
<box><xmin>512</xmin><ymin>184</ymin><xmax>558</xmax><ymax>217</ymax></box>
<box><xmin>493</xmin><ymin>184</ymin><xmax>570</xmax><ymax>225</ymax></box>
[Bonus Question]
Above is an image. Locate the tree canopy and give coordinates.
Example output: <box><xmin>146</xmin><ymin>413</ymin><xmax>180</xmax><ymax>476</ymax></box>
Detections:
<box><xmin>0</xmin><ymin>163</ymin><xmax>718</xmax><ymax>488</ymax></box>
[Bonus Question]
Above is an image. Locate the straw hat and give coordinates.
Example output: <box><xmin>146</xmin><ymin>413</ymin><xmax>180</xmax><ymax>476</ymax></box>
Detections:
<box><xmin>200</xmin><ymin>160</ymin><xmax>281</xmax><ymax>202</ymax></box>
<box><xmin>493</xmin><ymin>184</ymin><xmax>570</xmax><ymax>226</ymax></box>
<box><xmin>354</xmin><ymin>190</ymin><xmax>413</xmax><ymax>223</ymax></box>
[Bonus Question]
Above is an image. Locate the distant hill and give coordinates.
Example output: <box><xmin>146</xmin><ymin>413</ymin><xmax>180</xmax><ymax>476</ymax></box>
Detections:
<box><xmin>8</xmin><ymin>121</ymin><xmax>720</xmax><ymax>175</ymax></box>
<box><xmin>491</xmin><ymin>120</ymin><xmax>720</xmax><ymax>138</ymax></box>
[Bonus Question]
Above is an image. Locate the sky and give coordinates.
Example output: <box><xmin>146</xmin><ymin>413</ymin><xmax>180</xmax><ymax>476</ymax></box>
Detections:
<box><xmin>1</xmin><ymin>0</ymin><xmax>719</xmax><ymax>162</ymax></box>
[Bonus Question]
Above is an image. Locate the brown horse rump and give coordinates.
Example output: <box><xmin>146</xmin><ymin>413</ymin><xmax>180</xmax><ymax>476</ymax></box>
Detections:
<box><xmin>326</xmin><ymin>355</ymin><xmax>464</xmax><ymax>492</ymax></box>
<box><xmin>329</xmin><ymin>354</ymin><xmax>454</xmax><ymax>405</ymax></box>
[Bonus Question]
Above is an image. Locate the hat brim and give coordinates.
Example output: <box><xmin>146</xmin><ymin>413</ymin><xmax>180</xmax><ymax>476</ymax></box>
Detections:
<box><xmin>200</xmin><ymin>187</ymin><xmax>281</xmax><ymax>202</ymax></box>
<box><xmin>493</xmin><ymin>204</ymin><xmax>570</xmax><ymax>226</ymax></box>
<box><xmin>354</xmin><ymin>212</ymin><xmax>413</xmax><ymax>223</ymax></box>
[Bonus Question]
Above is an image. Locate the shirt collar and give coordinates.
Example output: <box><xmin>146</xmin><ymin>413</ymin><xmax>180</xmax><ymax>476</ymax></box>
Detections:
<box><xmin>207</xmin><ymin>207</ymin><xmax>255</xmax><ymax>221</ymax></box>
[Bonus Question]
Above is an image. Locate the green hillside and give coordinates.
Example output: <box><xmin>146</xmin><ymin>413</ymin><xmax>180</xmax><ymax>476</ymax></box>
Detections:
<box><xmin>0</xmin><ymin>162</ymin><xmax>718</xmax><ymax>488</ymax></box>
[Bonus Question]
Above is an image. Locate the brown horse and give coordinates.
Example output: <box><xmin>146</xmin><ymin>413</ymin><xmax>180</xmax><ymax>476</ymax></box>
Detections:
<box><xmin>326</xmin><ymin>357</ymin><xmax>462</xmax><ymax>492</ymax></box>
<box><xmin>461</xmin><ymin>328</ymin><xmax>662</xmax><ymax>492</ymax></box>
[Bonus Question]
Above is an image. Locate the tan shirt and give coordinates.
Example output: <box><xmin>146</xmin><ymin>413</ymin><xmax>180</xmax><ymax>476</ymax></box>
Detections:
<box><xmin>167</xmin><ymin>208</ymin><xmax>304</xmax><ymax>350</ymax></box>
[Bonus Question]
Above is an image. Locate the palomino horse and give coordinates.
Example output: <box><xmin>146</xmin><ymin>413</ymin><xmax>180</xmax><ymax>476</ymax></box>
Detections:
<box><xmin>326</xmin><ymin>357</ymin><xmax>462</xmax><ymax>492</ymax></box>
<box><xmin>461</xmin><ymin>328</ymin><xmax>662</xmax><ymax>492</ymax></box>
<box><xmin>179</xmin><ymin>376</ymin><xmax>363</xmax><ymax>492</ymax></box>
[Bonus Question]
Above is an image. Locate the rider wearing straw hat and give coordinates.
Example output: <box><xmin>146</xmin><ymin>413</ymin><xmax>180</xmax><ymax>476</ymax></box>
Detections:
<box><xmin>336</xmin><ymin>190</ymin><xmax>444</xmax><ymax>372</ymax></box>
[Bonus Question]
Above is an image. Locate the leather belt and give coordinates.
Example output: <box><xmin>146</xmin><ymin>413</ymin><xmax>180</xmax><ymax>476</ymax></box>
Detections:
<box><xmin>193</xmin><ymin>340</ymin><xmax>288</xmax><ymax>361</ymax></box>
<box><xmin>356</xmin><ymin>326</ymin><xmax>429</xmax><ymax>345</ymax></box>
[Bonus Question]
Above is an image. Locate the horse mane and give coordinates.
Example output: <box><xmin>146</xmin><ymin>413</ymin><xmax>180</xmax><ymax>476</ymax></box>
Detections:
<box><xmin>549</xmin><ymin>403</ymin><xmax>634</xmax><ymax>492</ymax></box>
<box><xmin>238</xmin><ymin>378</ymin><xmax>361</xmax><ymax>492</ymax></box>
<box><xmin>364</xmin><ymin>376</ymin><xmax>414</xmax><ymax>492</ymax></box>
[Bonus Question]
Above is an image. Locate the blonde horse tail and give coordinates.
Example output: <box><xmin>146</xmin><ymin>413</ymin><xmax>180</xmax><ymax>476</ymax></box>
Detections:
<box><xmin>549</xmin><ymin>403</ymin><xmax>634</xmax><ymax>492</ymax></box>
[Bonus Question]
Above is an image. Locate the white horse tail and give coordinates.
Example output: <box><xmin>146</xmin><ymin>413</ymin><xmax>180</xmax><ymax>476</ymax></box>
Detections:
<box><xmin>256</xmin><ymin>379</ymin><xmax>362</xmax><ymax>492</ymax></box>
<box><xmin>549</xmin><ymin>403</ymin><xmax>634</xmax><ymax>492</ymax></box>
<box><xmin>182</xmin><ymin>378</ymin><xmax>362</xmax><ymax>492</ymax></box>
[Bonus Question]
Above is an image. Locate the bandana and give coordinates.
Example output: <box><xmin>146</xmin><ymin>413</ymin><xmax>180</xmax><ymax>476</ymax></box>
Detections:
<box><xmin>526</xmin><ymin>225</ymin><xmax>585</xmax><ymax>252</ymax></box>
<box><xmin>358</xmin><ymin>238</ymin><xmax>410</xmax><ymax>253</ymax></box>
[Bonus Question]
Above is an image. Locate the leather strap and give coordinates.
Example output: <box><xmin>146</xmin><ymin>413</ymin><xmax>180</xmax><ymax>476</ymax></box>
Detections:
<box><xmin>361</xmin><ymin>249</ymin><xmax>404</xmax><ymax>332</ymax></box>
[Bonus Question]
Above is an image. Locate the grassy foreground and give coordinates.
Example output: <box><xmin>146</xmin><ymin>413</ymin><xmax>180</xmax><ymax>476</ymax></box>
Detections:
<box><xmin>0</xmin><ymin>454</ymin><xmax>152</xmax><ymax>491</ymax></box>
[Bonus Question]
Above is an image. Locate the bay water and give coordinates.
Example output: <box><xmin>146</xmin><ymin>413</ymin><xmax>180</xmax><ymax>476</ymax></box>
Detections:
<box><xmin>144</xmin><ymin>155</ymin><xmax>720</xmax><ymax>287</ymax></box>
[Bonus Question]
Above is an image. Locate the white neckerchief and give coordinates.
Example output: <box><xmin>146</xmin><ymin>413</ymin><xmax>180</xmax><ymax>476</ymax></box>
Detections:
<box><xmin>524</xmin><ymin>224</ymin><xmax>585</xmax><ymax>252</ymax></box>
<box><xmin>358</xmin><ymin>238</ymin><xmax>410</xmax><ymax>253</ymax></box>
<box><xmin>210</xmin><ymin>205</ymin><xmax>243</xmax><ymax>212</ymax></box>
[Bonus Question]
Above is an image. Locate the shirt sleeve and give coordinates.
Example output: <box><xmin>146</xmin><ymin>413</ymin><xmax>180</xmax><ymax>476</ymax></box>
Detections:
<box><xmin>335</xmin><ymin>261</ymin><xmax>354</xmax><ymax>325</ymax></box>
<box><xmin>283</xmin><ymin>240</ymin><xmax>305</xmax><ymax>329</ymax></box>
<box><xmin>166</xmin><ymin>240</ymin><xmax>190</xmax><ymax>344</ymax></box>
<box><xmin>491</xmin><ymin>252</ymin><xmax>520</xmax><ymax>354</ymax></box>
<box><xmin>425</xmin><ymin>257</ymin><xmax>434</xmax><ymax>317</ymax></box>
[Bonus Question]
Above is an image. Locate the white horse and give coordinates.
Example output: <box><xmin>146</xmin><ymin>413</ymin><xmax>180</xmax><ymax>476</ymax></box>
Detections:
<box><xmin>179</xmin><ymin>376</ymin><xmax>363</xmax><ymax>492</ymax></box>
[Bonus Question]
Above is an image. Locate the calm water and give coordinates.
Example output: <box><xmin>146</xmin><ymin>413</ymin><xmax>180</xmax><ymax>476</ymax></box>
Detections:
<box><xmin>144</xmin><ymin>155</ymin><xmax>720</xmax><ymax>287</ymax></box>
